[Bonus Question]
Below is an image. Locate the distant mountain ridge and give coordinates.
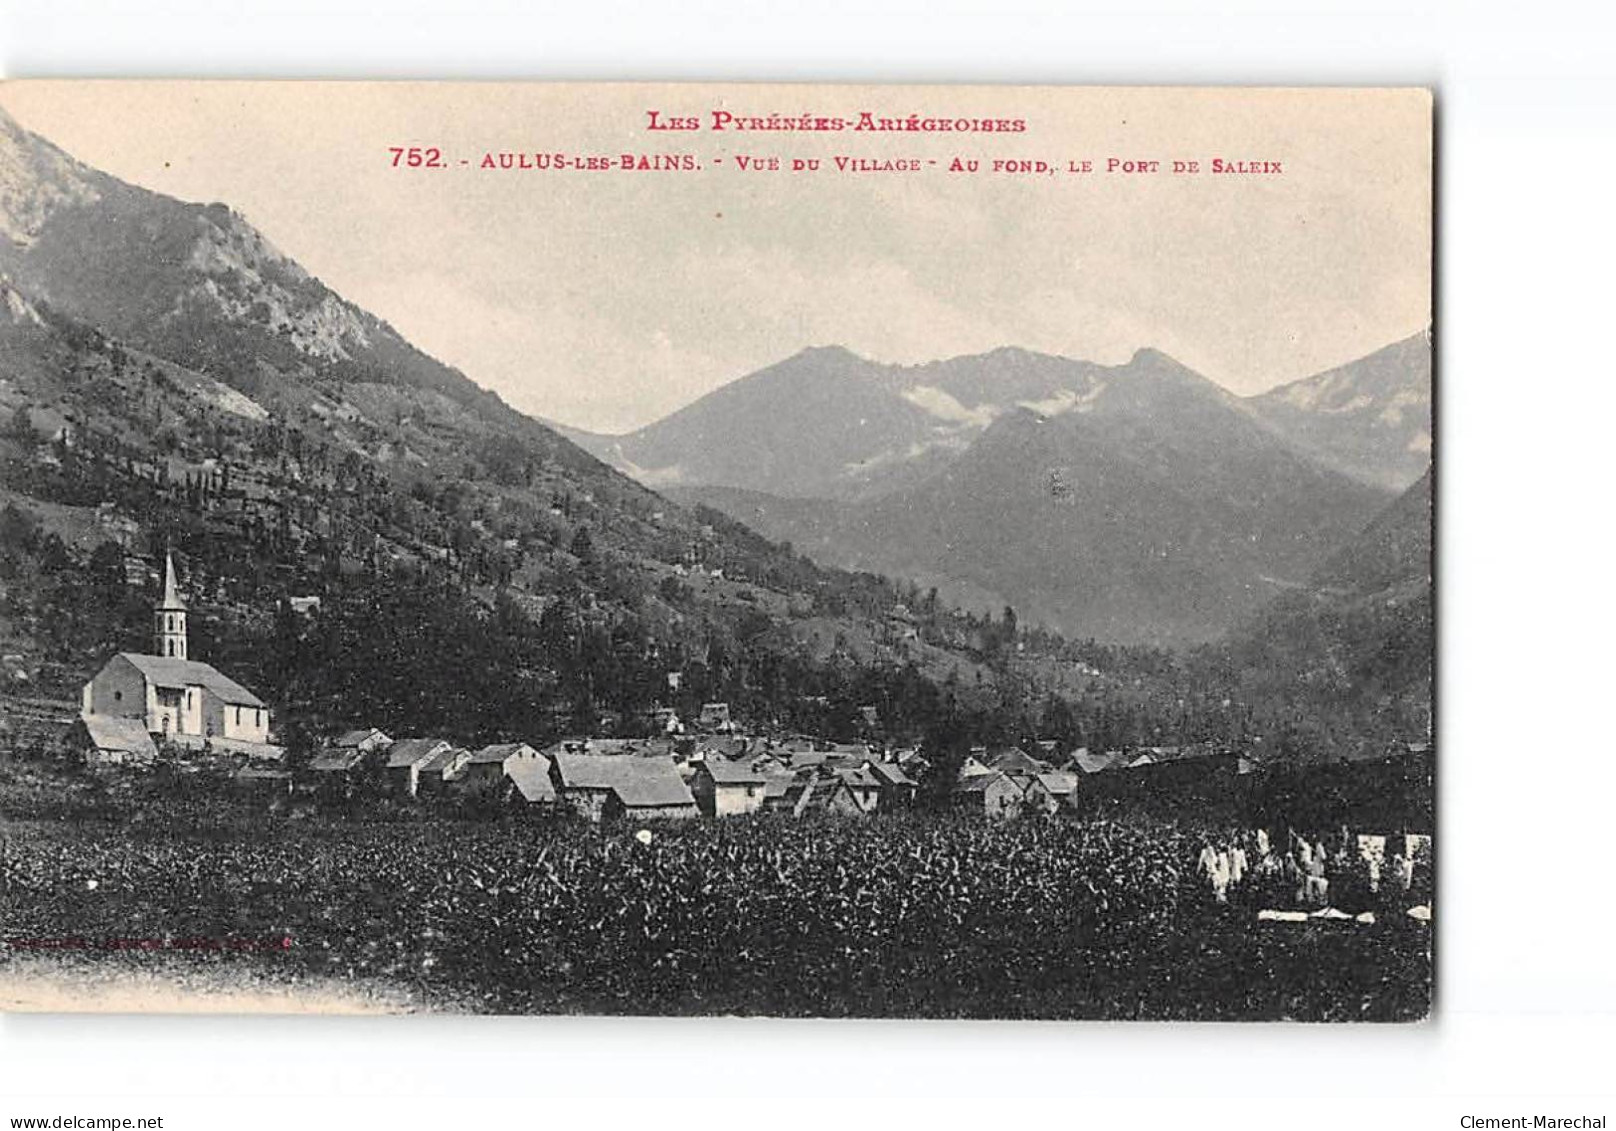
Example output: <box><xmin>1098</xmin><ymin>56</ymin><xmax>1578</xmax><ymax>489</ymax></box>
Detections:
<box><xmin>572</xmin><ymin>335</ymin><xmax>1430</xmax><ymax>500</ymax></box>
<box><xmin>600</xmin><ymin>341</ymin><xmax>1414</xmax><ymax>644</ymax></box>
<box><xmin>1247</xmin><ymin>334</ymin><xmax>1431</xmax><ymax>492</ymax></box>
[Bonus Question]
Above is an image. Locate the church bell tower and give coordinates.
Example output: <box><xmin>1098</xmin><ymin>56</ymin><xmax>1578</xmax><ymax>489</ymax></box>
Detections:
<box><xmin>153</xmin><ymin>552</ymin><xmax>188</xmax><ymax>659</ymax></box>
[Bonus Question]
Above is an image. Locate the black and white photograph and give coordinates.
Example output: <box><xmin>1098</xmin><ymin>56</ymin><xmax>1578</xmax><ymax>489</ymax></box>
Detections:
<box><xmin>0</xmin><ymin>81</ymin><xmax>1436</xmax><ymax>1024</ymax></box>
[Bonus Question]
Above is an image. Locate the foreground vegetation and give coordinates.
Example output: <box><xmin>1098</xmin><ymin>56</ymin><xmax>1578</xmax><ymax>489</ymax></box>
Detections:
<box><xmin>0</xmin><ymin>807</ymin><xmax>1431</xmax><ymax>1021</ymax></box>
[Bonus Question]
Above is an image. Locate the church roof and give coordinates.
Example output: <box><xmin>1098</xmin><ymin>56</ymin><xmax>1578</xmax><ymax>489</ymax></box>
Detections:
<box><xmin>114</xmin><ymin>653</ymin><xmax>265</xmax><ymax>707</ymax></box>
<box><xmin>80</xmin><ymin>715</ymin><xmax>158</xmax><ymax>759</ymax></box>
<box><xmin>158</xmin><ymin>553</ymin><xmax>186</xmax><ymax>611</ymax></box>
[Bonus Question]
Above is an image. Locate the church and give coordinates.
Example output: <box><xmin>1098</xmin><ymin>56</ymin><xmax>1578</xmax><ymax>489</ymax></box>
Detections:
<box><xmin>79</xmin><ymin>553</ymin><xmax>281</xmax><ymax>759</ymax></box>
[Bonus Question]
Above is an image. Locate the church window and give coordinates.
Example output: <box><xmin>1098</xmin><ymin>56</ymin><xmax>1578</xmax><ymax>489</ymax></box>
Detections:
<box><xmin>235</xmin><ymin>705</ymin><xmax>242</xmax><ymax>726</ymax></box>
<box><xmin>113</xmin><ymin>690</ymin><xmax>122</xmax><ymax>702</ymax></box>
<box><xmin>167</xmin><ymin>640</ymin><xmax>174</xmax><ymax>656</ymax></box>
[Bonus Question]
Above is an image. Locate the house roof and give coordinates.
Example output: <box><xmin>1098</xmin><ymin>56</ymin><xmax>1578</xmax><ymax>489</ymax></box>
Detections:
<box><xmin>763</xmin><ymin>771</ymin><xmax>796</xmax><ymax>799</ymax></box>
<box><xmin>334</xmin><ymin>727</ymin><xmax>387</xmax><ymax>748</ymax></box>
<box><xmin>115</xmin><ymin>653</ymin><xmax>265</xmax><ymax>708</ymax></box>
<box><xmin>787</xmin><ymin>751</ymin><xmax>832</xmax><ymax>769</ymax></box>
<box><xmin>774</xmin><ymin>737</ymin><xmax>819</xmax><ymax>753</ymax></box>
<box><xmin>466</xmin><ymin>742</ymin><xmax>533</xmax><ymax>764</ymax></box>
<box><xmin>955</xmin><ymin>771</ymin><xmax>1009</xmax><ymax>795</ymax></box>
<box><xmin>700</xmin><ymin>757</ymin><xmax>767</xmax><ymax>785</ymax></box>
<box><xmin>1071</xmin><ymin>749</ymin><xmax>1122</xmax><ymax>774</ymax></box>
<box><xmin>838</xmin><ymin>766</ymin><xmax>880</xmax><ymax>790</ymax></box>
<box><xmin>698</xmin><ymin>736</ymin><xmax>751</xmax><ymax>760</ymax></box>
<box><xmin>309</xmin><ymin>747</ymin><xmax>368</xmax><ymax>772</ymax></box>
<box><xmin>506</xmin><ymin>758</ymin><xmax>557</xmax><ymax>803</ymax></box>
<box><xmin>233</xmin><ymin>765</ymin><xmax>290</xmax><ymax>781</ymax></box>
<box><xmin>794</xmin><ymin>776</ymin><xmax>855</xmax><ymax>816</ymax></box>
<box><xmin>584</xmin><ymin>738</ymin><xmax>642</xmax><ymax>756</ymax></box>
<box><xmin>419</xmin><ymin>746</ymin><xmax>466</xmax><ymax>774</ymax></box>
<box><xmin>80</xmin><ymin>715</ymin><xmax>157</xmax><ymax>759</ymax></box>
<box><xmin>865</xmin><ymin>761</ymin><xmax>915</xmax><ymax>788</ymax></box>
<box><xmin>552</xmin><ymin>753</ymin><xmax>696</xmax><ymax>809</ymax></box>
<box><xmin>1033</xmin><ymin>771</ymin><xmax>1079</xmax><ymax>796</ymax></box>
<box><xmin>988</xmin><ymin>747</ymin><xmax>1046</xmax><ymax>775</ymax></box>
<box><xmin>386</xmin><ymin>738</ymin><xmax>451</xmax><ymax>767</ymax></box>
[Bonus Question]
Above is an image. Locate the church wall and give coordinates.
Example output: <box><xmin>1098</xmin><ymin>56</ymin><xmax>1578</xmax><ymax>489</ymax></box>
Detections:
<box><xmin>205</xmin><ymin>692</ymin><xmax>271</xmax><ymax>743</ymax></box>
<box><xmin>84</xmin><ymin>656</ymin><xmax>149</xmax><ymax>725</ymax></box>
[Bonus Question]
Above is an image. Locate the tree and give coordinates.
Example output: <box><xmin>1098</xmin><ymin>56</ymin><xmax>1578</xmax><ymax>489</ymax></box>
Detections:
<box><xmin>569</xmin><ymin>526</ymin><xmax>595</xmax><ymax>566</ymax></box>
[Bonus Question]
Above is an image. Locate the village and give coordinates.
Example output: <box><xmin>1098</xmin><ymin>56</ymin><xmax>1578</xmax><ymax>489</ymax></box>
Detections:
<box><xmin>58</xmin><ymin>551</ymin><xmax>1311</xmax><ymax>825</ymax></box>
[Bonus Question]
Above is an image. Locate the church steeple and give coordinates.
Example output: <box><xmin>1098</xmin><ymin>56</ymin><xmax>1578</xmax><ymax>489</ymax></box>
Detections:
<box><xmin>154</xmin><ymin>552</ymin><xmax>188</xmax><ymax>659</ymax></box>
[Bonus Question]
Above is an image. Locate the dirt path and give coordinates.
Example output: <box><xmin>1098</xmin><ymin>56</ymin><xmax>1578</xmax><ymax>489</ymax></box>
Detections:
<box><xmin>0</xmin><ymin>954</ymin><xmax>429</xmax><ymax>1015</ymax></box>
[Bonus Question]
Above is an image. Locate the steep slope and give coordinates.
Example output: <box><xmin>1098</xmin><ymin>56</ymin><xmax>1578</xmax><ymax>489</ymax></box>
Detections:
<box><xmin>0</xmin><ymin>104</ymin><xmax>1041</xmax><ymax>744</ymax></box>
<box><xmin>1246</xmin><ymin>333</ymin><xmax>1431</xmax><ymax>492</ymax></box>
<box><xmin>1312</xmin><ymin>465</ymin><xmax>1433</xmax><ymax>595</ymax></box>
<box><xmin>1200</xmin><ymin>467</ymin><xmax>1433</xmax><ymax>757</ymax></box>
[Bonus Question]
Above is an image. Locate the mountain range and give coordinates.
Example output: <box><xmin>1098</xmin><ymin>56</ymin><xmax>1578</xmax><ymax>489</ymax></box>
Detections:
<box><xmin>0</xmin><ymin>103</ymin><xmax>1026</xmax><ymax>742</ymax></box>
<box><xmin>0</xmin><ymin>99</ymin><xmax>1431</xmax><ymax>757</ymax></box>
<box><xmin>569</xmin><ymin>337</ymin><xmax>1430</xmax><ymax>645</ymax></box>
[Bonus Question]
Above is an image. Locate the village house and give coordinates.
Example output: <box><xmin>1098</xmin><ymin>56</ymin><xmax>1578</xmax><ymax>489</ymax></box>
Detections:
<box><xmin>792</xmin><ymin>775</ymin><xmax>864</xmax><ymax>819</ymax></box>
<box><xmin>550</xmin><ymin>753</ymin><xmax>699</xmax><ymax>823</ymax></box>
<box><xmin>416</xmin><ymin>746</ymin><xmax>471</xmax><ymax>795</ymax></box>
<box><xmin>305</xmin><ymin>745</ymin><xmax>373</xmax><ymax>795</ymax></box>
<box><xmin>837</xmin><ymin>765</ymin><xmax>883</xmax><ymax>814</ymax></box>
<box><xmin>384</xmin><ymin>738</ymin><xmax>453</xmax><ymax>797</ymax></box>
<box><xmin>697</xmin><ymin>702</ymin><xmax>732</xmax><ymax>731</ymax></box>
<box><xmin>690</xmin><ymin>756</ymin><xmax>769</xmax><ymax>817</ymax></box>
<box><xmin>865</xmin><ymin>760</ymin><xmax>917</xmax><ymax>809</ymax></box>
<box><xmin>458</xmin><ymin>742</ymin><xmax>541</xmax><ymax>791</ymax></box>
<box><xmin>331</xmin><ymin>727</ymin><xmax>393</xmax><ymax>757</ymax></box>
<box><xmin>79</xmin><ymin>553</ymin><xmax>280</xmax><ymax>758</ymax></box>
<box><xmin>761</xmin><ymin>768</ymin><xmax>799</xmax><ymax>813</ymax></box>
<box><xmin>505</xmin><ymin>757</ymin><xmax>557</xmax><ymax>810</ymax></box>
<box><xmin>957</xmin><ymin>752</ymin><xmax>996</xmax><ymax>779</ymax></box>
<box><xmin>1022</xmin><ymin>770</ymin><xmax>1080</xmax><ymax>816</ymax></box>
<box><xmin>987</xmin><ymin>746</ymin><xmax>1047</xmax><ymax>778</ymax></box>
<box><xmin>894</xmin><ymin>747</ymin><xmax>930</xmax><ymax>778</ymax></box>
<box><xmin>953</xmin><ymin>771</ymin><xmax>1025</xmax><ymax>819</ymax></box>
<box><xmin>648</xmin><ymin>706</ymin><xmax>684</xmax><ymax>735</ymax></box>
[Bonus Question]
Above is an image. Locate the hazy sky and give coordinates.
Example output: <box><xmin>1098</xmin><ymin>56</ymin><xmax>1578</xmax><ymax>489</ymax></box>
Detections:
<box><xmin>0</xmin><ymin>82</ymin><xmax>1430</xmax><ymax>433</ymax></box>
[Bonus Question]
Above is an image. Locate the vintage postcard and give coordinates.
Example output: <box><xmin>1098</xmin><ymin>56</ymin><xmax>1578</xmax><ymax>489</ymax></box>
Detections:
<box><xmin>0</xmin><ymin>82</ymin><xmax>1432</xmax><ymax>1019</ymax></box>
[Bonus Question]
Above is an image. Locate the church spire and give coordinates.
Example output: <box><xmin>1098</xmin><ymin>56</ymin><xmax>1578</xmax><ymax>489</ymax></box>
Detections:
<box><xmin>154</xmin><ymin>551</ymin><xmax>188</xmax><ymax>659</ymax></box>
<box><xmin>160</xmin><ymin>552</ymin><xmax>186</xmax><ymax>612</ymax></box>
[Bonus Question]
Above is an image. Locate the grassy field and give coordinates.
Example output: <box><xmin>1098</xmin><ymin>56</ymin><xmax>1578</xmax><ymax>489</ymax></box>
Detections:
<box><xmin>0</xmin><ymin>803</ymin><xmax>1432</xmax><ymax>1021</ymax></box>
